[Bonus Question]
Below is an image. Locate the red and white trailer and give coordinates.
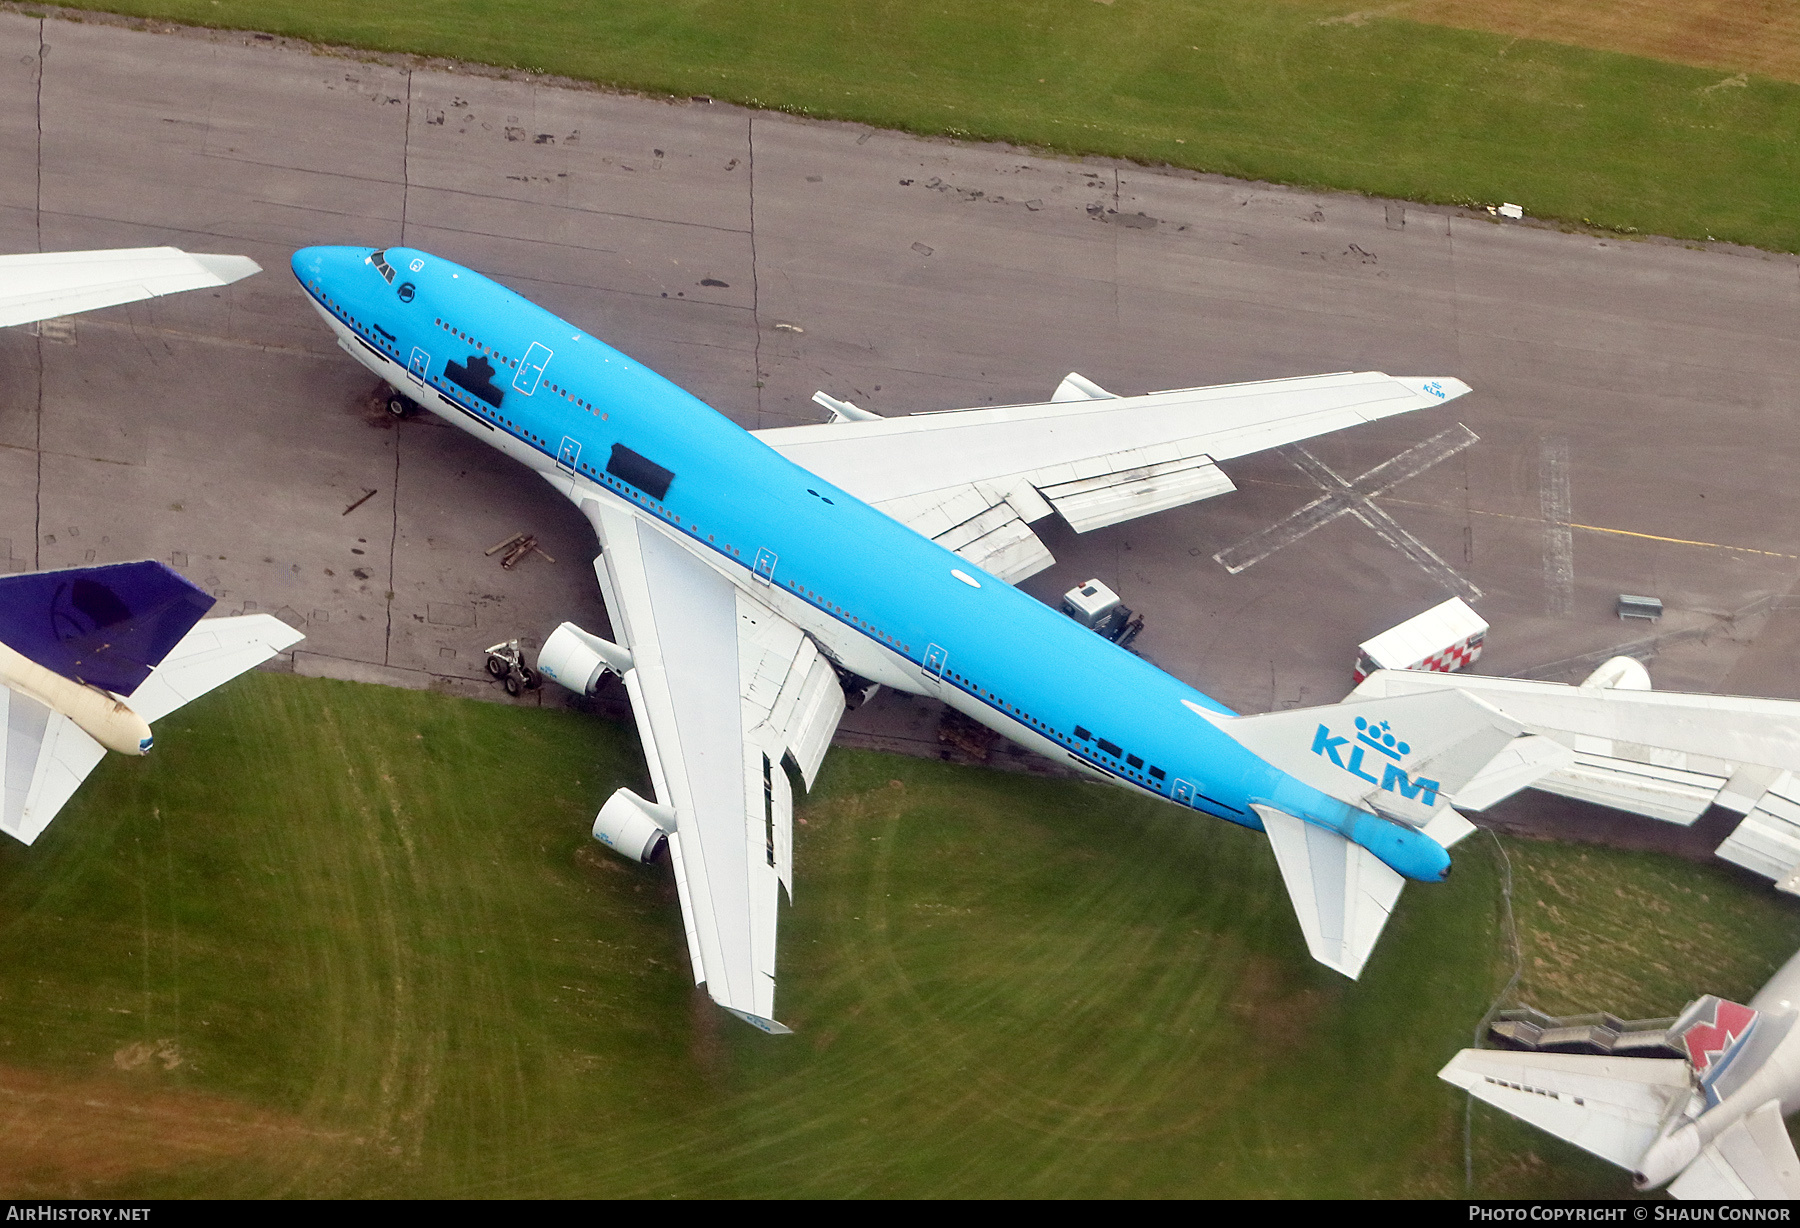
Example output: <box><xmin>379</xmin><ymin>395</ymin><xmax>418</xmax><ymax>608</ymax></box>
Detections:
<box><xmin>1353</xmin><ymin>597</ymin><xmax>1487</xmax><ymax>683</ymax></box>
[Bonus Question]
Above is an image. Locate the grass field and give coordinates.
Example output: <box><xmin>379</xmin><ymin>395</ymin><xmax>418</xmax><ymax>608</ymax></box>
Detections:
<box><xmin>34</xmin><ymin>0</ymin><xmax>1800</xmax><ymax>252</ymax></box>
<box><xmin>2</xmin><ymin>671</ymin><xmax>1797</xmax><ymax>1197</ymax></box>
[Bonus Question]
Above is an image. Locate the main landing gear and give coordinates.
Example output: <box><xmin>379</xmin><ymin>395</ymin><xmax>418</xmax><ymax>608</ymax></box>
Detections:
<box><xmin>484</xmin><ymin>638</ymin><xmax>542</xmax><ymax>696</ymax></box>
<box><xmin>385</xmin><ymin>388</ymin><xmax>419</xmax><ymax>418</ymax></box>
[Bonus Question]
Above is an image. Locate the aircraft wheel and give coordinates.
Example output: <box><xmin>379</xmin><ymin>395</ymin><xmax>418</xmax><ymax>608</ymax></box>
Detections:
<box><xmin>386</xmin><ymin>392</ymin><xmax>414</xmax><ymax>417</ymax></box>
<box><xmin>519</xmin><ymin>665</ymin><xmax>541</xmax><ymax>690</ymax></box>
<box><xmin>504</xmin><ymin>673</ymin><xmax>522</xmax><ymax>696</ymax></box>
<box><xmin>486</xmin><ymin>655</ymin><xmax>509</xmax><ymax>677</ymax></box>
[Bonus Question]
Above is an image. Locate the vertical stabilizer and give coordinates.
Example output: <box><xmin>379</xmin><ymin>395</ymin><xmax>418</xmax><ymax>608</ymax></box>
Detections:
<box><xmin>1672</xmin><ymin>995</ymin><xmax>1760</xmax><ymax>1107</ymax></box>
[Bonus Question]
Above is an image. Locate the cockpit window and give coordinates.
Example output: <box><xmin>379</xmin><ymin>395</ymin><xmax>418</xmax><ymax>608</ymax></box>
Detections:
<box><xmin>369</xmin><ymin>249</ymin><xmax>396</xmax><ymax>284</ymax></box>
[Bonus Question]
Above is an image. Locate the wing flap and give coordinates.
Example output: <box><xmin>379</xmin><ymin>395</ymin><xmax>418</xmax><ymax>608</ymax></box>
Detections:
<box><xmin>0</xmin><ymin>248</ymin><xmax>260</xmax><ymax>329</ymax></box>
<box><xmin>1439</xmin><ymin>1048</ymin><xmax>1692</xmax><ymax>1169</ymax></box>
<box><xmin>1255</xmin><ymin>804</ymin><xmax>1405</xmax><ymax>979</ymax></box>
<box><xmin>870</xmin><ymin>485</ymin><xmax>1056</xmax><ymax>585</ymax></box>
<box><xmin>1035</xmin><ymin>447</ymin><xmax>1236</xmax><ymax>533</ymax></box>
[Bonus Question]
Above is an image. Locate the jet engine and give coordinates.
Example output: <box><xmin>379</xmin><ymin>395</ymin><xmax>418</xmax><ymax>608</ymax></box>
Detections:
<box><xmin>537</xmin><ymin>621</ymin><xmax>633</xmax><ymax>696</ymax></box>
<box><xmin>593</xmin><ymin>787</ymin><xmax>673</xmax><ymax>864</ymax></box>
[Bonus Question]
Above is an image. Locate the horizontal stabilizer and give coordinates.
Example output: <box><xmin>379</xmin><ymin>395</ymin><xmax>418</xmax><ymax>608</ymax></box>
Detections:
<box><xmin>1668</xmin><ymin>1099</ymin><xmax>1800</xmax><ymax>1200</ymax></box>
<box><xmin>0</xmin><ymin>688</ymin><xmax>106</xmax><ymax>846</ymax></box>
<box><xmin>1256</xmin><ymin>804</ymin><xmax>1405</xmax><ymax>979</ymax></box>
<box><xmin>1455</xmin><ymin>735</ymin><xmax>1578</xmax><ymax>810</ymax></box>
<box><xmin>1438</xmin><ymin>1048</ymin><xmax>1692</xmax><ymax>1170</ymax></box>
<box><xmin>0</xmin><ymin>561</ymin><xmax>215</xmax><ymax>695</ymax></box>
<box><xmin>127</xmin><ymin>614</ymin><xmax>304</xmax><ymax>723</ymax></box>
<box><xmin>0</xmin><ymin>247</ymin><xmax>261</xmax><ymax>329</ymax></box>
<box><xmin>1203</xmin><ymin>689</ymin><xmax>1523</xmax><ymax>825</ymax></box>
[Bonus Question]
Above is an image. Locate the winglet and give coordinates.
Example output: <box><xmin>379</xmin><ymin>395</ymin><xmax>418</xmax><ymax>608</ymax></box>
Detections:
<box><xmin>813</xmin><ymin>391</ymin><xmax>880</xmax><ymax>423</ymax></box>
<box><xmin>1394</xmin><ymin>377</ymin><xmax>1471</xmax><ymax>404</ymax></box>
<box><xmin>190</xmin><ymin>253</ymin><xmax>263</xmax><ymax>286</ymax></box>
<box><xmin>722</xmin><ymin>1006</ymin><xmax>794</xmax><ymax>1035</ymax></box>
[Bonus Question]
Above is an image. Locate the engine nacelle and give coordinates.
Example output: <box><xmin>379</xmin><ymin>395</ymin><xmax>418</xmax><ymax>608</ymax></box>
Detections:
<box><xmin>593</xmin><ymin>787</ymin><xmax>674</xmax><ymax>864</ymax></box>
<box><xmin>537</xmin><ymin>621</ymin><xmax>633</xmax><ymax>696</ymax></box>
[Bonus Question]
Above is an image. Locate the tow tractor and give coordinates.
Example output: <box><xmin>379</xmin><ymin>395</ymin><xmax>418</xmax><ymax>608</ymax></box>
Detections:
<box><xmin>1060</xmin><ymin>578</ymin><xmax>1144</xmax><ymax>650</ymax></box>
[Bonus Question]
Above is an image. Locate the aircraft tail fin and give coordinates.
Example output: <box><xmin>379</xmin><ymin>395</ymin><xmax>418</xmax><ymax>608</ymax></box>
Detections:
<box><xmin>1198</xmin><ymin>688</ymin><xmax>1526</xmax><ymax>825</ymax></box>
<box><xmin>0</xmin><ymin>561</ymin><xmax>214</xmax><ymax>695</ymax></box>
<box><xmin>1671</xmin><ymin>994</ymin><xmax>1761</xmax><ymax>1107</ymax></box>
<box><xmin>1439</xmin><ymin>1048</ymin><xmax>1693</xmax><ymax>1170</ymax></box>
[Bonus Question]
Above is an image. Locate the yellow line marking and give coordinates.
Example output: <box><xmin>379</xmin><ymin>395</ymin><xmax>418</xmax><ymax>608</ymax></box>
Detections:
<box><xmin>1240</xmin><ymin>478</ymin><xmax>1800</xmax><ymax>560</ymax></box>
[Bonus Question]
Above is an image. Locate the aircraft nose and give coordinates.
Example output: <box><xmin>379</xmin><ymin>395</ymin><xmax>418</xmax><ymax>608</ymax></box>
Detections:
<box><xmin>289</xmin><ymin>245</ymin><xmax>371</xmax><ymax>286</ymax></box>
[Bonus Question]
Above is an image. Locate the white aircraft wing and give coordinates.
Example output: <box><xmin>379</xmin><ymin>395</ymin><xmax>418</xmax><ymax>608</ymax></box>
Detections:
<box><xmin>582</xmin><ymin>498</ymin><xmax>846</xmax><ymax>1032</ymax></box>
<box><xmin>127</xmin><ymin>614</ymin><xmax>306</xmax><ymax>724</ymax></box>
<box><xmin>0</xmin><ymin>687</ymin><xmax>107</xmax><ymax>845</ymax></box>
<box><xmin>1668</xmin><ymin>1100</ymin><xmax>1800</xmax><ymax>1199</ymax></box>
<box><xmin>0</xmin><ymin>247</ymin><xmax>261</xmax><ymax>329</ymax></box>
<box><xmin>1355</xmin><ymin>667</ymin><xmax>1800</xmax><ymax>892</ymax></box>
<box><xmin>1438</xmin><ymin>1048</ymin><xmax>1694</xmax><ymax>1170</ymax></box>
<box><xmin>754</xmin><ymin>371</ymin><xmax>1467</xmax><ymax>583</ymax></box>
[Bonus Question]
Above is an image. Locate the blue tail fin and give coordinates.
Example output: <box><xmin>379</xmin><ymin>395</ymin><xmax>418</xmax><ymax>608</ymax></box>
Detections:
<box><xmin>0</xmin><ymin>561</ymin><xmax>213</xmax><ymax>694</ymax></box>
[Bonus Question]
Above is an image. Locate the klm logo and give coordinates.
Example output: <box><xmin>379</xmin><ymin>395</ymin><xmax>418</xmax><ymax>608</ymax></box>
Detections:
<box><xmin>1311</xmin><ymin>714</ymin><xmax>1441</xmax><ymax>805</ymax></box>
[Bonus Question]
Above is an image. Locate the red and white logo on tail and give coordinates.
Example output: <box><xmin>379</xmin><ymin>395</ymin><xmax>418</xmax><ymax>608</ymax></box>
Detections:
<box><xmin>1673</xmin><ymin>994</ymin><xmax>1759</xmax><ymax>1104</ymax></box>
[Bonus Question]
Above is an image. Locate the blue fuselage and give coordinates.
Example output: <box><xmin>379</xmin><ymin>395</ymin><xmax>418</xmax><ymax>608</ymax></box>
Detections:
<box><xmin>292</xmin><ymin>245</ymin><xmax>1449</xmax><ymax>883</ymax></box>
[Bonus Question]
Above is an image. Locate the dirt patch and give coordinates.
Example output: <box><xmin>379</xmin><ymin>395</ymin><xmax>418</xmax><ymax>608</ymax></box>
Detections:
<box><xmin>1390</xmin><ymin>0</ymin><xmax>1800</xmax><ymax>84</ymax></box>
<box><xmin>0</xmin><ymin>1064</ymin><xmax>346</xmax><ymax>1194</ymax></box>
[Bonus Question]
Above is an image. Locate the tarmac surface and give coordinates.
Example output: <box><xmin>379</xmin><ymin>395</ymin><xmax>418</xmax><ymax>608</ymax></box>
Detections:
<box><xmin>2</xmin><ymin>12</ymin><xmax>1798</xmax><ymax>851</ymax></box>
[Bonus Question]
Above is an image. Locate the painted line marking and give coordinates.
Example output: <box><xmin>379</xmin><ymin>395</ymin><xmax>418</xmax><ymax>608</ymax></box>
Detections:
<box><xmin>1235</xmin><ymin>485</ymin><xmax>1800</xmax><ymax>561</ymax></box>
<box><xmin>1213</xmin><ymin>423</ymin><xmax>1481</xmax><ymax>601</ymax></box>
<box><xmin>1540</xmin><ymin>437</ymin><xmax>1574</xmax><ymax>618</ymax></box>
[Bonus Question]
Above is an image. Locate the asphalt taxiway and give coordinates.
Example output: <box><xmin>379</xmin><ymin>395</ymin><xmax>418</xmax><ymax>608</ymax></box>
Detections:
<box><xmin>2</xmin><ymin>12</ymin><xmax>1797</xmax><ymax>796</ymax></box>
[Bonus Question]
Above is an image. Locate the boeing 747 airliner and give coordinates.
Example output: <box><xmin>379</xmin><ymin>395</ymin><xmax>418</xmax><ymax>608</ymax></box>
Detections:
<box><xmin>294</xmin><ymin>245</ymin><xmax>1548</xmax><ymax>1032</ymax></box>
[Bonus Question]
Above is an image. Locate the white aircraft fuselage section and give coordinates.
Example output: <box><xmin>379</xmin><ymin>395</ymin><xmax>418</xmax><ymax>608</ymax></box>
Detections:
<box><xmin>292</xmin><ymin>244</ymin><xmax>1453</xmax><ymax>884</ymax></box>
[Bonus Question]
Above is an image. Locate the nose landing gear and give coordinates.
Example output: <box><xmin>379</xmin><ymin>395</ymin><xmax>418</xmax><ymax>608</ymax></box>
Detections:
<box><xmin>385</xmin><ymin>389</ymin><xmax>419</xmax><ymax>418</ymax></box>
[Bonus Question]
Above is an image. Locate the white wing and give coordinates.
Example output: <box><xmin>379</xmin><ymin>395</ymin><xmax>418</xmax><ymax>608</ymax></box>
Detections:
<box><xmin>127</xmin><ymin>614</ymin><xmax>306</xmax><ymax>724</ymax></box>
<box><xmin>584</xmin><ymin>498</ymin><xmax>845</xmax><ymax>1032</ymax></box>
<box><xmin>0</xmin><ymin>686</ymin><xmax>107</xmax><ymax>845</ymax></box>
<box><xmin>0</xmin><ymin>247</ymin><xmax>261</xmax><ymax>329</ymax></box>
<box><xmin>1253</xmin><ymin>803</ymin><xmax>1406</xmax><ymax>979</ymax></box>
<box><xmin>1353</xmin><ymin>668</ymin><xmax>1800</xmax><ymax>890</ymax></box>
<box><xmin>1438</xmin><ymin>1048</ymin><xmax>1693</xmax><ymax>1170</ymax></box>
<box><xmin>755</xmin><ymin>371</ymin><xmax>1467</xmax><ymax>582</ymax></box>
<box><xmin>1669</xmin><ymin>1100</ymin><xmax>1800</xmax><ymax>1199</ymax></box>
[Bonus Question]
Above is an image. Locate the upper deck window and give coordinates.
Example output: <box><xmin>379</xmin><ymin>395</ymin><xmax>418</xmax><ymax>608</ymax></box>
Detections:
<box><xmin>369</xmin><ymin>250</ymin><xmax>396</xmax><ymax>284</ymax></box>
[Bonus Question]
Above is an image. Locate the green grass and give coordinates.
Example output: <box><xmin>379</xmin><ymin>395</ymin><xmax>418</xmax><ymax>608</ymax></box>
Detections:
<box><xmin>3</xmin><ymin>671</ymin><xmax>1799</xmax><ymax>1196</ymax></box>
<box><xmin>41</xmin><ymin>0</ymin><xmax>1800</xmax><ymax>251</ymax></box>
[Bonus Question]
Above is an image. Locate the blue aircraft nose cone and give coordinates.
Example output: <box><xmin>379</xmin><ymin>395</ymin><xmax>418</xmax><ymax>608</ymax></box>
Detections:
<box><xmin>290</xmin><ymin>245</ymin><xmax>373</xmax><ymax>286</ymax></box>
